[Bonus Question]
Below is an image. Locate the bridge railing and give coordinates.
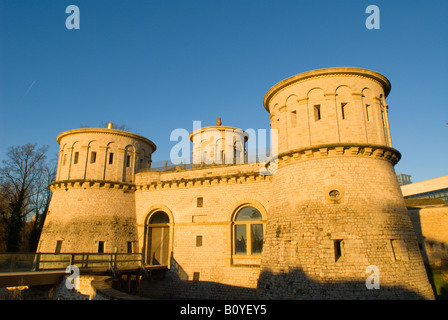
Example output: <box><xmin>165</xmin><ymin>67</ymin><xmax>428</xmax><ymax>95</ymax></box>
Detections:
<box><xmin>0</xmin><ymin>252</ymin><xmax>143</xmax><ymax>273</ymax></box>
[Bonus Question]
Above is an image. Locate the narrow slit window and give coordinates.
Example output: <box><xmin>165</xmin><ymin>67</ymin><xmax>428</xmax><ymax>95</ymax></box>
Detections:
<box><xmin>291</xmin><ymin>110</ymin><xmax>297</xmax><ymax>128</ymax></box>
<box><xmin>391</xmin><ymin>239</ymin><xmax>399</xmax><ymax>261</ymax></box>
<box><xmin>341</xmin><ymin>103</ymin><xmax>347</xmax><ymax>120</ymax></box>
<box><xmin>55</xmin><ymin>240</ymin><xmax>63</xmax><ymax>253</ymax></box>
<box><xmin>127</xmin><ymin>241</ymin><xmax>133</xmax><ymax>253</ymax></box>
<box><xmin>90</xmin><ymin>151</ymin><xmax>97</xmax><ymax>163</ymax></box>
<box><xmin>109</xmin><ymin>153</ymin><xmax>114</xmax><ymax>164</ymax></box>
<box><xmin>365</xmin><ymin>104</ymin><xmax>370</xmax><ymax>121</ymax></box>
<box><xmin>63</xmin><ymin>154</ymin><xmax>67</xmax><ymax>166</ymax></box>
<box><xmin>314</xmin><ymin>105</ymin><xmax>321</xmax><ymax>121</ymax></box>
<box><xmin>197</xmin><ymin>197</ymin><xmax>203</xmax><ymax>208</ymax></box>
<box><xmin>334</xmin><ymin>239</ymin><xmax>343</xmax><ymax>262</ymax></box>
<box><xmin>196</xmin><ymin>235</ymin><xmax>203</xmax><ymax>247</ymax></box>
<box><xmin>126</xmin><ymin>155</ymin><xmax>131</xmax><ymax>167</ymax></box>
<box><xmin>98</xmin><ymin>241</ymin><xmax>105</xmax><ymax>253</ymax></box>
<box><xmin>73</xmin><ymin>152</ymin><xmax>79</xmax><ymax>164</ymax></box>
<box><xmin>193</xmin><ymin>272</ymin><xmax>200</xmax><ymax>281</ymax></box>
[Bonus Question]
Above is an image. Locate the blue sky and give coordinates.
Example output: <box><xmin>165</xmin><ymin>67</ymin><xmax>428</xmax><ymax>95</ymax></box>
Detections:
<box><xmin>0</xmin><ymin>0</ymin><xmax>446</xmax><ymax>182</ymax></box>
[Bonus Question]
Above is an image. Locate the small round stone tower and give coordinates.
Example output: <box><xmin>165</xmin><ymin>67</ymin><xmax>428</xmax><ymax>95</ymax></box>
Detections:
<box><xmin>38</xmin><ymin>123</ymin><xmax>156</xmax><ymax>253</ymax></box>
<box><xmin>257</xmin><ymin>67</ymin><xmax>434</xmax><ymax>299</ymax></box>
<box><xmin>189</xmin><ymin>117</ymin><xmax>249</xmax><ymax>166</ymax></box>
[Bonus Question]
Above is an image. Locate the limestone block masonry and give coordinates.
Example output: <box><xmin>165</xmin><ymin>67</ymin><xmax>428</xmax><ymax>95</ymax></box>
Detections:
<box><xmin>37</xmin><ymin>68</ymin><xmax>435</xmax><ymax>299</ymax></box>
<box><xmin>257</xmin><ymin>67</ymin><xmax>434</xmax><ymax>299</ymax></box>
<box><xmin>38</xmin><ymin>126</ymin><xmax>156</xmax><ymax>253</ymax></box>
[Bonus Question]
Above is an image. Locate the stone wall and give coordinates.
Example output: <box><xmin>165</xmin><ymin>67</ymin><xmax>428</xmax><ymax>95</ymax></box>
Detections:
<box><xmin>135</xmin><ymin>163</ymin><xmax>272</xmax><ymax>291</ymax></box>
<box><xmin>407</xmin><ymin>204</ymin><xmax>448</xmax><ymax>268</ymax></box>
<box><xmin>258</xmin><ymin>154</ymin><xmax>434</xmax><ymax>299</ymax></box>
<box><xmin>0</xmin><ymin>275</ymin><xmax>143</xmax><ymax>300</ymax></box>
<box><xmin>38</xmin><ymin>186</ymin><xmax>137</xmax><ymax>253</ymax></box>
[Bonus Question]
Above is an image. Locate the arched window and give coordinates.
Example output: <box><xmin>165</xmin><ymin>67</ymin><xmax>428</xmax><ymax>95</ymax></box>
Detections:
<box><xmin>233</xmin><ymin>206</ymin><xmax>264</xmax><ymax>255</ymax></box>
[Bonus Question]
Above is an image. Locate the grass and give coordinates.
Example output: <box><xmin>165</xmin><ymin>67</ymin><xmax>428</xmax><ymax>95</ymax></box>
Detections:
<box><xmin>426</xmin><ymin>266</ymin><xmax>448</xmax><ymax>300</ymax></box>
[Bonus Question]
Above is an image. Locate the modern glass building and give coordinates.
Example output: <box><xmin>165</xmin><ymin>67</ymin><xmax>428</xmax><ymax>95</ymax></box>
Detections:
<box><xmin>401</xmin><ymin>175</ymin><xmax>448</xmax><ymax>202</ymax></box>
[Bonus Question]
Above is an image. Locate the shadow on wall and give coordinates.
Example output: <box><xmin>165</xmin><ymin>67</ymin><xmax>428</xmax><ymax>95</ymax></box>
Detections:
<box><xmin>140</xmin><ymin>257</ymin><xmax>427</xmax><ymax>300</ymax></box>
<box><xmin>139</xmin><ymin>269</ymin><xmax>257</xmax><ymax>300</ymax></box>
<box><xmin>407</xmin><ymin>204</ymin><xmax>448</xmax><ymax>299</ymax></box>
<box><xmin>257</xmin><ymin>269</ymin><xmax>426</xmax><ymax>300</ymax></box>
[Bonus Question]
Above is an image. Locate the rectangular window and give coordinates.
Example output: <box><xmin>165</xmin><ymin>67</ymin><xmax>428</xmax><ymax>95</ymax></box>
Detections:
<box><xmin>193</xmin><ymin>272</ymin><xmax>200</xmax><ymax>282</ymax></box>
<box><xmin>314</xmin><ymin>105</ymin><xmax>321</xmax><ymax>121</ymax></box>
<box><xmin>90</xmin><ymin>151</ymin><xmax>97</xmax><ymax>163</ymax></box>
<box><xmin>196</xmin><ymin>235</ymin><xmax>203</xmax><ymax>247</ymax></box>
<box><xmin>126</xmin><ymin>155</ymin><xmax>131</xmax><ymax>167</ymax></box>
<box><xmin>63</xmin><ymin>154</ymin><xmax>67</xmax><ymax>166</ymax></box>
<box><xmin>234</xmin><ymin>225</ymin><xmax>247</xmax><ymax>254</ymax></box>
<box><xmin>251</xmin><ymin>224</ymin><xmax>263</xmax><ymax>254</ymax></box>
<box><xmin>197</xmin><ymin>197</ymin><xmax>203</xmax><ymax>208</ymax></box>
<box><xmin>98</xmin><ymin>241</ymin><xmax>105</xmax><ymax>253</ymax></box>
<box><xmin>334</xmin><ymin>239</ymin><xmax>343</xmax><ymax>262</ymax></box>
<box><xmin>291</xmin><ymin>110</ymin><xmax>297</xmax><ymax>128</ymax></box>
<box><xmin>127</xmin><ymin>241</ymin><xmax>133</xmax><ymax>253</ymax></box>
<box><xmin>109</xmin><ymin>153</ymin><xmax>114</xmax><ymax>164</ymax></box>
<box><xmin>55</xmin><ymin>240</ymin><xmax>63</xmax><ymax>253</ymax></box>
<box><xmin>73</xmin><ymin>152</ymin><xmax>79</xmax><ymax>164</ymax></box>
<box><xmin>341</xmin><ymin>103</ymin><xmax>347</xmax><ymax>120</ymax></box>
<box><xmin>365</xmin><ymin>104</ymin><xmax>370</xmax><ymax>121</ymax></box>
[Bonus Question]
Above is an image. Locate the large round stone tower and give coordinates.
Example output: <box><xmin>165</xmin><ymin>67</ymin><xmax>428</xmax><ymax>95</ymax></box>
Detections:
<box><xmin>38</xmin><ymin>123</ymin><xmax>156</xmax><ymax>253</ymax></box>
<box><xmin>257</xmin><ymin>67</ymin><xmax>434</xmax><ymax>299</ymax></box>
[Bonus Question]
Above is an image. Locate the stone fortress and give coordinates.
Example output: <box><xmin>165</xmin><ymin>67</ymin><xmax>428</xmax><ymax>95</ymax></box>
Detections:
<box><xmin>37</xmin><ymin>67</ymin><xmax>435</xmax><ymax>299</ymax></box>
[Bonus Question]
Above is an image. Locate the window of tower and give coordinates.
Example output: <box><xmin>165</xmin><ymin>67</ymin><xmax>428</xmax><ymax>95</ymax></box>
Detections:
<box><xmin>90</xmin><ymin>151</ymin><xmax>97</xmax><ymax>163</ymax></box>
<box><xmin>55</xmin><ymin>240</ymin><xmax>63</xmax><ymax>253</ymax></box>
<box><xmin>126</xmin><ymin>155</ymin><xmax>131</xmax><ymax>167</ymax></box>
<box><xmin>73</xmin><ymin>152</ymin><xmax>79</xmax><ymax>164</ymax></box>
<box><xmin>365</xmin><ymin>104</ymin><xmax>370</xmax><ymax>121</ymax></box>
<box><xmin>109</xmin><ymin>153</ymin><xmax>114</xmax><ymax>164</ymax></box>
<box><xmin>98</xmin><ymin>241</ymin><xmax>105</xmax><ymax>253</ymax></box>
<box><xmin>314</xmin><ymin>105</ymin><xmax>321</xmax><ymax>121</ymax></box>
<box><xmin>341</xmin><ymin>103</ymin><xmax>347</xmax><ymax>120</ymax></box>
<box><xmin>291</xmin><ymin>110</ymin><xmax>297</xmax><ymax>128</ymax></box>
<box><xmin>334</xmin><ymin>239</ymin><xmax>343</xmax><ymax>262</ymax></box>
<box><xmin>197</xmin><ymin>197</ymin><xmax>203</xmax><ymax>208</ymax></box>
<box><xmin>196</xmin><ymin>235</ymin><xmax>203</xmax><ymax>247</ymax></box>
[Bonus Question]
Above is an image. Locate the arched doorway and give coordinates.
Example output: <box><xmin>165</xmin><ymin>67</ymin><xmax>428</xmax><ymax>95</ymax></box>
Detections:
<box><xmin>145</xmin><ymin>211</ymin><xmax>170</xmax><ymax>265</ymax></box>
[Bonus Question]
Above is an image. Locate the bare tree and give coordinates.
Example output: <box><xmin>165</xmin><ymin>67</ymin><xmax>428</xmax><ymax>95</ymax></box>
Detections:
<box><xmin>27</xmin><ymin>161</ymin><xmax>57</xmax><ymax>251</ymax></box>
<box><xmin>0</xmin><ymin>143</ymin><xmax>49</xmax><ymax>252</ymax></box>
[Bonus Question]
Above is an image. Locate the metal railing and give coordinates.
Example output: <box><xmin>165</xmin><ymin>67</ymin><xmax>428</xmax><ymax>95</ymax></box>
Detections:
<box><xmin>0</xmin><ymin>252</ymin><xmax>143</xmax><ymax>274</ymax></box>
<box><xmin>146</xmin><ymin>147</ymin><xmax>272</xmax><ymax>173</ymax></box>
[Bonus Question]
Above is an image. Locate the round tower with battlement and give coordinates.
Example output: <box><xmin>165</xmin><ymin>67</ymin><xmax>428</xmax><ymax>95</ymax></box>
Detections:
<box><xmin>38</xmin><ymin>123</ymin><xmax>156</xmax><ymax>253</ymax></box>
<box><xmin>257</xmin><ymin>67</ymin><xmax>434</xmax><ymax>299</ymax></box>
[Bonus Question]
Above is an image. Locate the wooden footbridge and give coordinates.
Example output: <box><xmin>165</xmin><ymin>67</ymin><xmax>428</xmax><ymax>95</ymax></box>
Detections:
<box><xmin>0</xmin><ymin>252</ymin><xmax>167</xmax><ymax>289</ymax></box>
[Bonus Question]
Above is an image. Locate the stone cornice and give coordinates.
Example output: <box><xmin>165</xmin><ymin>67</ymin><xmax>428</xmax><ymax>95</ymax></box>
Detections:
<box><xmin>136</xmin><ymin>171</ymin><xmax>272</xmax><ymax>191</ymax></box>
<box><xmin>49</xmin><ymin>171</ymin><xmax>272</xmax><ymax>192</ymax></box>
<box><xmin>263</xmin><ymin>143</ymin><xmax>401</xmax><ymax>170</ymax></box>
<box><xmin>56</xmin><ymin>128</ymin><xmax>157</xmax><ymax>151</ymax></box>
<box><xmin>49</xmin><ymin>179</ymin><xmax>136</xmax><ymax>192</ymax></box>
